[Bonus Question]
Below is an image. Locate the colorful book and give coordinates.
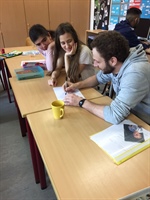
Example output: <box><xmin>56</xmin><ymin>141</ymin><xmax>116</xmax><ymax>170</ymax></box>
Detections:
<box><xmin>21</xmin><ymin>60</ymin><xmax>46</xmax><ymax>70</ymax></box>
<box><xmin>90</xmin><ymin>120</ymin><xmax>150</xmax><ymax>165</ymax></box>
<box><xmin>14</xmin><ymin>66</ymin><xmax>44</xmax><ymax>80</ymax></box>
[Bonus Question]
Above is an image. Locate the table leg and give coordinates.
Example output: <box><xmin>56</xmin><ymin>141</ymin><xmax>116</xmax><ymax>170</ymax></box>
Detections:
<box><xmin>0</xmin><ymin>59</ymin><xmax>12</xmax><ymax>103</ymax></box>
<box><xmin>34</xmin><ymin>140</ymin><xmax>47</xmax><ymax>189</ymax></box>
<box><xmin>4</xmin><ymin>60</ymin><xmax>12</xmax><ymax>89</ymax></box>
<box><xmin>25</xmin><ymin>118</ymin><xmax>40</xmax><ymax>184</ymax></box>
<box><xmin>14</xmin><ymin>96</ymin><xmax>27</xmax><ymax>137</ymax></box>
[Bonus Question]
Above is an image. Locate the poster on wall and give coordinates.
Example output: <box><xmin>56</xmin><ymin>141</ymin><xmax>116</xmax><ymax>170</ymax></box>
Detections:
<box><xmin>110</xmin><ymin>0</ymin><xmax>129</xmax><ymax>25</ymax></box>
<box><xmin>129</xmin><ymin>0</ymin><xmax>141</xmax><ymax>8</ymax></box>
<box><xmin>109</xmin><ymin>0</ymin><xmax>149</xmax><ymax>25</ymax></box>
<box><xmin>94</xmin><ymin>0</ymin><xmax>111</xmax><ymax>30</ymax></box>
<box><xmin>93</xmin><ymin>0</ymin><xmax>150</xmax><ymax>29</ymax></box>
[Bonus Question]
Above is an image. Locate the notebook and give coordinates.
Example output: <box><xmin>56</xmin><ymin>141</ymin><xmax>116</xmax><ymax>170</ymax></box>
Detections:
<box><xmin>90</xmin><ymin>119</ymin><xmax>150</xmax><ymax>165</ymax></box>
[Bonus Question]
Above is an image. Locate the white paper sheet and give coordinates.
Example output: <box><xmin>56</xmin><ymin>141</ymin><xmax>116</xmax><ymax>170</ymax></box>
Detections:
<box><xmin>22</xmin><ymin>50</ymin><xmax>40</xmax><ymax>56</ymax></box>
<box><xmin>53</xmin><ymin>87</ymin><xmax>85</xmax><ymax>101</ymax></box>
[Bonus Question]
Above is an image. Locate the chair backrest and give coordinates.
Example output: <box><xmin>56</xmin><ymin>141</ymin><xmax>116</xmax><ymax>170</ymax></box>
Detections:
<box><xmin>26</xmin><ymin>37</ymin><xmax>34</xmax><ymax>46</ymax></box>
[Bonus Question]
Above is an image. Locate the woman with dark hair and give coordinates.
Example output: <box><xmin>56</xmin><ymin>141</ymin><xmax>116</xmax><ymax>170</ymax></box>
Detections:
<box><xmin>48</xmin><ymin>22</ymin><xmax>95</xmax><ymax>86</ymax></box>
<box><xmin>29</xmin><ymin>24</ymin><xmax>55</xmax><ymax>75</ymax></box>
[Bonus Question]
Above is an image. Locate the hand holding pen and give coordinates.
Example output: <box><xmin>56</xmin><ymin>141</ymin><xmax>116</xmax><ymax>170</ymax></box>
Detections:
<box><xmin>62</xmin><ymin>80</ymin><xmax>78</xmax><ymax>94</ymax></box>
<box><xmin>65</xmin><ymin>81</ymin><xmax>69</xmax><ymax>95</ymax></box>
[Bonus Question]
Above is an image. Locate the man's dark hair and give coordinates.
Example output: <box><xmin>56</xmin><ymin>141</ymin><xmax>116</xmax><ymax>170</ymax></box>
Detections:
<box><xmin>91</xmin><ymin>31</ymin><xmax>130</xmax><ymax>63</ymax></box>
<box><xmin>126</xmin><ymin>7</ymin><xmax>142</xmax><ymax>22</ymax></box>
<box><xmin>29</xmin><ymin>24</ymin><xmax>55</xmax><ymax>43</ymax></box>
<box><xmin>127</xmin><ymin>7</ymin><xmax>142</xmax><ymax>15</ymax></box>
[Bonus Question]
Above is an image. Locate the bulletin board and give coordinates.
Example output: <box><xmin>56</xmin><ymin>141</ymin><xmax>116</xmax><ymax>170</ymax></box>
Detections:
<box><xmin>93</xmin><ymin>0</ymin><xmax>150</xmax><ymax>29</ymax></box>
<box><xmin>94</xmin><ymin>0</ymin><xmax>111</xmax><ymax>30</ymax></box>
<box><xmin>110</xmin><ymin>0</ymin><xmax>150</xmax><ymax>25</ymax></box>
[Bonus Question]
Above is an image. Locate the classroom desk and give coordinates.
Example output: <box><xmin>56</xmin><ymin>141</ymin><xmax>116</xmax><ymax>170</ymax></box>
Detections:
<box><xmin>5</xmin><ymin>46</ymin><xmax>44</xmax><ymax>77</ymax></box>
<box><xmin>6</xmin><ymin>44</ymin><xmax>103</xmax><ymax>188</ymax></box>
<box><xmin>9</xmin><ymin>70</ymin><xmax>103</xmax><ymax>137</ymax></box>
<box><xmin>9</xmin><ymin>72</ymin><xmax>102</xmax><ymax>119</ymax></box>
<box><xmin>27</xmin><ymin>96</ymin><xmax>150</xmax><ymax>199</ymax></box>
<box><xmin>0</xmin><ymin>46</ymin><xmax>43</xmax><ymax>103</ymax></box>
<box><xmin>9</xmin><ymin>73</ymin><xmax>103</xmax><ymax>137</ymax></box>
<box><xmin>9</xmin><ymin>72</ymin><xmax>103</xmax><ymax>189</ymax></box>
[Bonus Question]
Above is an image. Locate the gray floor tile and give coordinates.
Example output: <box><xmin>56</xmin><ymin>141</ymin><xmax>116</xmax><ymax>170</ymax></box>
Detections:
<box><xmin>0</xmin><ymin>85</ymin><xmax>57</xmax><ymax>200</ymax></box>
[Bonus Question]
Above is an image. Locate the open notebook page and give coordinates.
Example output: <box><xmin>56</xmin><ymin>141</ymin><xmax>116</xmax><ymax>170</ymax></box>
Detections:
<box><xmin>53</xmin><ymin>87</ymin><xmax>85</xmax><ymax>101</ymax></box>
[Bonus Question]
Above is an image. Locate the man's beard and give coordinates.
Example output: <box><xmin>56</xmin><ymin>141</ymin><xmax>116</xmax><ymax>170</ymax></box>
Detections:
<box><xmin>103</xmin><ymin>62</ymin><xmax>115</xmax><ymax>74</ymax></box>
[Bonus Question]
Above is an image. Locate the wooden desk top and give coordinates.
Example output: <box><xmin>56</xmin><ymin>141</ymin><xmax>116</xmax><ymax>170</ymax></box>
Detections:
<box><xmin>27</xmin><ymin>96</ymin><xmax>150</xmax><ymax>200</ymax></box>
<box><xmin>86</xmin><ymin>29</ymin><xmax>106</xmax><ymax>34</ymax></box>
<box><xmin>5</xmin><ymin>46</ymin><xmax>44</xmax><ymax>77</ymax></box>
<box><xmin>9</xmin><ymin>72</ymin><xmax>102</xmax><ymax>118</ymax></box>
<box><xmin>6</xmin><ymin>45</ymin><xmax>102</xmax><ymax>117</ymax></box>
<box><xmin>5</xmin><ymin>45</ymin><xmax>35</xmax><ymax>53</ymax></box>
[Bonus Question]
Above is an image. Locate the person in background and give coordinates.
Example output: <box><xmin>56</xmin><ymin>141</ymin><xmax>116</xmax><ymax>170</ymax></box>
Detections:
<box><xmin>29</xmin><ymin>24</ymin><xmax>55</xmax><ymax>75</ymax></box>
<box><xmin>114</xmin><ymin>7</ymin><xmax>150</xmax><ymax>50</ymax></box>
<box><xmin>63</xmin><ymin>31</ymin><xmax>150</xmax><ymax>125</ymax></box>
<box><xmin>48</xmin><ymin>22</ymin><xmax>95</xmax><ymax>86</ymax></box>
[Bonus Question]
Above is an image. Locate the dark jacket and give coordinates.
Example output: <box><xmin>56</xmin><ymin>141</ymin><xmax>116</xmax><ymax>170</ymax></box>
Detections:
<box><xmin>114</xmin><ymin>20</ymin><xmax>149</xmax><ymax>49</ymax></box>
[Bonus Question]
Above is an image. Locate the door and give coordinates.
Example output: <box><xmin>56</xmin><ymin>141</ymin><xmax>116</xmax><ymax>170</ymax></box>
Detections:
<box><xmin>24</xmin><ymin>0</ymin><xmax>50</xmax><ymax>32</ymax></box>
<box><xmin>48</xmin><ymin>0</ymin><xmax>70</xmax><ymax>30</ymax></box>
<box><xmin>70</xmin><ymin>0</ymin><xmax>90</xmax><ymax>43</ymax></box>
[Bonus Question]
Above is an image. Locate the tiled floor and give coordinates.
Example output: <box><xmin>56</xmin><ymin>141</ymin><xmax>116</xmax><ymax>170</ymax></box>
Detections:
<box><xmin>0</xmin><ymin>85</ymin><xmax>57</xmax><ymax>200</ymax></box>
<box><xmin>0</xmin><ymin>80</ymin><xmax>109</xmax><ymax>200</ymax></box>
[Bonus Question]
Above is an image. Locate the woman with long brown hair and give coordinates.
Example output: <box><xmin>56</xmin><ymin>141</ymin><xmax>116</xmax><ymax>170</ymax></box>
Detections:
<box><xmin>48</xmin><ymin>22</ymin><xmax>95</xmax><ymax>86</ymax></box>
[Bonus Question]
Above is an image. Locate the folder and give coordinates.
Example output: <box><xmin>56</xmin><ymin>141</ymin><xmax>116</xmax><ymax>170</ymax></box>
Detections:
<box><xmin>90</xmin><ymin>120</ymin><xmax>150</xmax><ymax>165</ymax></box>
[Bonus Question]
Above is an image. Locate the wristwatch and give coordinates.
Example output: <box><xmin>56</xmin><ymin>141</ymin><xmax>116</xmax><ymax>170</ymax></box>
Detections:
<box><xmin>79</xmin><ymin>99</ymin><xmax>86</xmax><ymax>108</ymax></box>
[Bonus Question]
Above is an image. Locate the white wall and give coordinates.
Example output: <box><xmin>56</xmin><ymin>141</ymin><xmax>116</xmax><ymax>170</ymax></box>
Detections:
<box><xmin>90</xmin><ymin>0</ymin><xmax>95</xmax><ymax>30</ymax></box>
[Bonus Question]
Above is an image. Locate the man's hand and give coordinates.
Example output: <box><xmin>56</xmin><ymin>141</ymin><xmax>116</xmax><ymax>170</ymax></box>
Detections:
<box><xmin>62</xmin><ymin>81</ymin><xmax>78</xmax><ymax>93</ymax></box>
<box><xmin>64</xmin><ymin>93</ymin><xmax>83</xmax><ymax>106</ymax></box>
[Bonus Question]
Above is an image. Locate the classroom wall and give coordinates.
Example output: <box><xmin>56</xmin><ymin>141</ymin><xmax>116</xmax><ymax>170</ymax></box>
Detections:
<box><xmin>0</xmin><ymin>0</ymin><xmax>91</xmax><ymax>48</ymax></box>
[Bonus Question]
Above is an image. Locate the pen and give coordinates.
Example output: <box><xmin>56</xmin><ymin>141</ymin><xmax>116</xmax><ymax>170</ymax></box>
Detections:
<box><xmin>65</xmin><ymin>81</ymin><xmax>68</xmax><ymax>95</ymax></box>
